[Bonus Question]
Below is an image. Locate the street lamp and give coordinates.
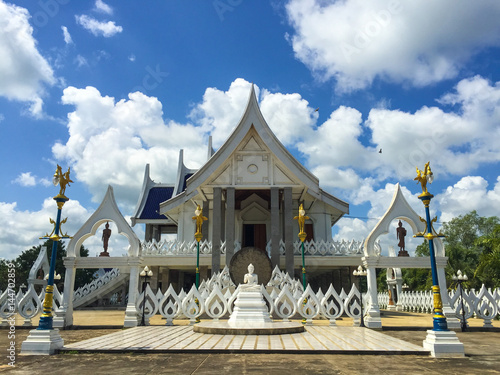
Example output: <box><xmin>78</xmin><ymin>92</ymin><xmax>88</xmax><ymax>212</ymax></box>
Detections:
<box><xmin>413</xmin><ymin>162</ymin><xmax>448</xmax><ymax>331</ymax></box>
<box><xmin>21</xmin><ymin>165</ymin><xmax>73</xmax><ymax>355</ymax></box>
<box><xmin>294</xmin><ymin>204</ymin><xmax>309</xmax><ymax>290</ymax></box>
<box><xmin>192</xmin><ymin>205</ymin><xmax>207</xmax><ymax>289</ymax></box>
<box><xmin>38</xmin><ymin>165</ymin><xmax>73</xmax><ymax>330</ymax></box>
<box><xmin>139</xmin><ymin>266</ymin><xmax>153</xmax><ymax>326</ymax></box>
<box><xmin>353</xmin><ymin>265</ymin><xmax>367</xmax><ymax>328</ymax></box>
<box><xmin>452</xmin><ymin>270</ymin><xmax>468</xmax><ymax>332</ymax></box>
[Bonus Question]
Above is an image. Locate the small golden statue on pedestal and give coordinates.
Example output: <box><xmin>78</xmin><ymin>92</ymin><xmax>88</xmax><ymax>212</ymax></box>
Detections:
<box><xmin>192</xmin><ymin>204</ymin><xmax>208</xmax><ymax>242</ymax></box>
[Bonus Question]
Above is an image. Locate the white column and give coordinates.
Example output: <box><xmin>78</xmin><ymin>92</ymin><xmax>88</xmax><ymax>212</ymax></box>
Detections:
<box><xmin>395</xmin><ymin>279</ymin><xmax>403</xmax><ymax>311</ymax></box>
<box><xmin>53</xmin><ymin>264</ymin><xmax>76</xmax><ymax>328</ymax></box>
<box><xmin>364</xmin><ymin>258</ymin><xmax>382</xmax><ymax>329</ymax></box>
<box><xmin>124</xmin><ymin>262</ymin><xmax>140</xmax><ymax>327</ymax></box>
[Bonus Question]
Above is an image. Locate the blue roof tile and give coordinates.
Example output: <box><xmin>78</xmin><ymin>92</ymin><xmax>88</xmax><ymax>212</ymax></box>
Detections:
<box><xmin>139</xmin><ymin>186</ymin><xmax>174</xmax><ymax>220</ymax></box>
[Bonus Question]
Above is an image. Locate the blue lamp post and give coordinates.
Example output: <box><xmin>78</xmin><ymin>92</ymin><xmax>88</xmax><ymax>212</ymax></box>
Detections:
<box><xmin>413</xmin><ymin>162</ymin><xmax>448</xmax><ymax>331</ymax></box>
<box><xmin>38</xmin><ymin>165</ymin><xmax>73</xmax><ymax>330</ymax></box>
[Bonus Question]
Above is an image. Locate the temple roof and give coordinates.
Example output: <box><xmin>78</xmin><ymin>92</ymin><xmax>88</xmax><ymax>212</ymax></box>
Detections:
<box><xmin>159</xmin><ymin>85</ymin><xmax>349</xmax><ymax>221</ymax></box>
<box><xmin>131</xmin><ymin>164</ymin><xmax>175</xmax><ymax>226</ymax></box>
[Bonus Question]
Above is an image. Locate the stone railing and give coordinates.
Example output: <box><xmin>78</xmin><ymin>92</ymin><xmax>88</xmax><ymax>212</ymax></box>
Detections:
<box><xmin>141</xmin><ymin>238</ymin><xmax>375</xmax><ymax>257</ymax></box>
<box><xmin>73</xmin><ymin>268</ymin><xmax>121</xmax><ymax>302</ymax></box>
<box><xmin>136</xmin><ymin>266</ymin><xmax>369</xmax><ymax>326</ymax></box>
<box><xmin>378</xmin><ymin>286</ymin><xmax>500</xmax><ymax>327</ymax></box>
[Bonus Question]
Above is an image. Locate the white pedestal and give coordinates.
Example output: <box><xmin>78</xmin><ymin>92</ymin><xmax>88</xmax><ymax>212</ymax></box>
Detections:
<box><xmin>124</xmin><ymin>303</ymin><xmax>139</xmax><ymax>327</ymax></box>
<box><xmin>21</xmin><ymin>329</ymin><xmax>64</xmax><ymax>355</ymax></box>
<box><xmin>422</xmin><ymin>330</ymin><xmax>465</xmax><ymax>358</ymax></box>
<box><xmin>228</xmin><ymin>289</ymin><xmax>272</xmax><ymax>324</ymax></box>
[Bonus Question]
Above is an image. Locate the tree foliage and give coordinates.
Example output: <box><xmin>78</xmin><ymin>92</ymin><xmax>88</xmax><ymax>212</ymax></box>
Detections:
<box><xmin>400</xmin><ymin>211</ymin><xmax>500</xmax><ymax>291</ymax></box>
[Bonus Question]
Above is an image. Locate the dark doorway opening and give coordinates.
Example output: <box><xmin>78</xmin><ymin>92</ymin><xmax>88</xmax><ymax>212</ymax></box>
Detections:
<box><xmin>242</xmin><ymin>224</ymin><xmax>267</xmax><ymax>250</ymax></box>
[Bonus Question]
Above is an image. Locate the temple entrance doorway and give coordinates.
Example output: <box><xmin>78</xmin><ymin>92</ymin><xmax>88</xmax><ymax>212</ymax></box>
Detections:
<box><xmin>242</xmin><ymin>223</ymin><xmax>267</xmax><ymax>250</ymax></box>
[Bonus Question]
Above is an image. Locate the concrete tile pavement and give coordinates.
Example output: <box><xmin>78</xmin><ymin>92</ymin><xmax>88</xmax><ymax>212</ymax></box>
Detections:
<box><xmin>2</xmin><ymin>310</ymin><xmax>500</xmax><ymax>374</ymax></box>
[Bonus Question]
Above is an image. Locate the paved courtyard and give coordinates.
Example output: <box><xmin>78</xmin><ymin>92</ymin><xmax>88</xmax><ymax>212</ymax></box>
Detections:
<box><xmin>1</xmin><ymin>310</ymin><xmax>499</xmax><ymax>374</ymax></box>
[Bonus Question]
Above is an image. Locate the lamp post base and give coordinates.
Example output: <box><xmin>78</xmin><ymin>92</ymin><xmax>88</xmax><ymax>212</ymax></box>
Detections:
<box><xmin>21</xmin><ymin>328</ymin><xmax>64</xmax><ymax>355</ymax></box>
<box><xmin>422</xmin><ymin>330</ymin><xmax>464</xmax><ymax>358</ymax></box>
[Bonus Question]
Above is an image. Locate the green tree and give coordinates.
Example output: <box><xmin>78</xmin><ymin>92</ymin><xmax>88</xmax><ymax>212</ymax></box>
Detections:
<box><xmin>402</xmin><ymin>240</ymin><xmax>432</xmax><ymax>291</ymax></box>
<box><xmin>442</xmin><ymin>211</ymin><xmax>499</xmax><ymax>289</ymax></box>
<box><xmin>474</xmin><ymin>224</ymin><xmax>500</xmax><ymax>288</ymax></box>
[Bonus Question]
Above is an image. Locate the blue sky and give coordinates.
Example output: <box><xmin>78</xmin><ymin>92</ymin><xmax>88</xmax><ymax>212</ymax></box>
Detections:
<box><xmin>2</xmin><ymin>0</ymin><xmax>500</xmax><ymax>259</ymax></box>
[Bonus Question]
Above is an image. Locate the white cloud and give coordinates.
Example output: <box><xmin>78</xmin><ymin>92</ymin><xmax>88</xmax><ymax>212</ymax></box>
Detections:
<box><xmin>0</xmin><ymin>197</ymin><xmax>137</xmax><ymax>260</ymax></box>
<box><xmin>0</xmin><ymin>198</ymin><xmax>91</xmax><ymax>260</ymax></box>
<box><xmin>334</xmin><ymin>182</ymin><xmax>424</xmax><ymax>255</ymax></box>
<box><xmin>285</xmin><ymin>0</ymin><xmax>500</xmax><ymax>91</ymax></box>
<box><xmin>61</xmin><ymin>25</ymin><xmax>73</xmax><ymax>44</ymax></box>
<box><xmin>367</xmin><ymin>76</ymin><xmax>500</xmax><ymax>179</ymax></box>
<box><xmin>53</xmin><ymin>86</ymin><xmax>207</xmax><ymax>207</ymax></box>
<box><xmin>0</xmin><ymin>1</ymin><xmax>55</xmax><ymax>116</ymax></box>
<box><xmin>189</xmin><ymin>78</ymin><xmax>257</xmax><ymax>147</ymax></box>
<box><xmin>128</xmin><ymin>54</ymin><xmax>136</xmax><ymax>62</ymax></box>
<box><xmin>260</xmin><ymin>90</ymin><xmax>317</xmax><ymax>145</ymax></box>
<box><xmin>294</xmin><ymin>75</ymin><xmax>500</xmax><ymax>187</ymax></box>
<box><xmin>437</xmin><ymin>176</ymin><xmax>500</xmax><ymax>223</ymax></box>
<box><xmin>76</xmin><ymin>14</ymin><xmax>122</xmax><ymax>37</ymax></box>
<box><xmin>12</xmin><ymin>172</ymin><xmax>36</xmax><ymax>187</ymax></box>
<box><xmin>12</xmin><ymin>172</ymin><xmax>52</xmax><ymax>187</ymax></box>
<box><xmin>94</xmin><ymin>0</ymin><xmax>113</xmax><ymax>15</ymax></box>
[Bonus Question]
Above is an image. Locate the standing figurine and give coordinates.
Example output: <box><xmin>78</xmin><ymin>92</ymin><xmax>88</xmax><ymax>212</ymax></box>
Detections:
<box><xmin>100</xmin><ymin>222</ymin><xmax>111</xmax><ymax>257</ymax></box>
<box><xmin>396</xmin><ymin>220</ymin><xmax>409</xmax><ymax>256</ymax></box>
<box><xmin>294</xmin><ymin>203</ymin><xmax>310</xmax><ymax>236</ymax></box>
<box><xmin>192</xmin><ymin>204</ymin><xmax>208</xmax><ymax>239</ymax></box>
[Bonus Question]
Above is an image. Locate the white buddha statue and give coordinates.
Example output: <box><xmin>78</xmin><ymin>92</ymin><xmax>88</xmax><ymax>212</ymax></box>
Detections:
<box><xmin>241</xmin><ymin>263</ymin><xmax>260</xmax><ymax>291</ymax></box>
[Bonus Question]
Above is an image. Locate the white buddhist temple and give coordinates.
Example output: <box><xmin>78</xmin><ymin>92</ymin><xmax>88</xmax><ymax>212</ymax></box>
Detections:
<box><xmin>40</xmin><ymin>85</ymin><xmax>456</xmax><ymax>331</ymax></box>
<box><xmin>130</xmin><ymin>85</ymin><xmax>356</xmax><ymax>292</ymax></box>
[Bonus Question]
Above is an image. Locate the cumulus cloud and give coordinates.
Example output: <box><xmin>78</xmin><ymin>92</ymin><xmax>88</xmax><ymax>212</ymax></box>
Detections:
<box><xmin>294</xmin><ymin>75</ymin><xmax>500</xmax><ymax>188</ymax></box>
<box><xmin>0</xmin><ymin>198</ymin><xmax>91</xmax><ymax>260</ymax></box>
<box><xmin>76</xmin><ymin>14</ymin><xmax>122</xmax><ymax>37</ymax></box>
<box><xmin>0</xmin><ymin>1</ymin><xmax>55</xmax><ymax>116</ymax></box>
<box><xmin>0</xmin><ymin>197</ymin><xmax>137</xmax><ymax>260</ymax></box>
<box><xmin>334</xmin><ymin>182</ymin><xmax>423</xmax><ymax>255</ymax></box>
<box><xmin>12</xmin><ymin>172</ymin><xmax>51</xmax><ymax>187</ymax></box>
<box><xmin>61</xmin><ymin>25</ymin><xmax>73</xmax><ymax>44</ymax></box>
<box><xmin>190</xmin><ymin>79</ymin><xmax>319</xmax><ymax>149</ymax></box>
<box><xmin>367</xmin><ymin>76</ymin><xmax>500</xmax><ymax>179</ymax></box>
<box><xmin>437</xmin><ymin>176</ymin><xmax>500</xmax><ymax>223</ymax></box>
<box><xmin>189</xmin><ymin>78</ymin><xmax>258</xmax><ymax>147</ymax></box>
<box><xmin>94</xmin><ymin>0</ymin><xmax>113</xmax><ymax>15</ymax></box>
<box><xmin>285</xmin><ymin>0</ymin><xmax>500</xmax><ymax>91</ymax></box>
<box><xmin>12</xmin><ymin>172</ymin><xmax>36</xmax><ymax>187</ymax></box>
<box><xmin>52</xmin><ymin>86</ymin><xmax>207</xmax><ymax>207</ymax></box>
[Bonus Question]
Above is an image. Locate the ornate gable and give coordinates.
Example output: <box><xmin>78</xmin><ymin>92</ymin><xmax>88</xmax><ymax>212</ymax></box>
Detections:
<box><xmin>207</xmin><ymin>126</ymin><xmax>298</xmax><ymax>187</ymax></box>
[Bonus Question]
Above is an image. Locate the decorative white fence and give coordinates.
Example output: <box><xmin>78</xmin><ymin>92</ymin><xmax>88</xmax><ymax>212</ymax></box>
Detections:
<box><xmin>135</xmin><ymin>266</ymin><xmax>370</xmax><ymax>326</ymax></box>
<box><xmin>0</xmin><ymin>283</ymin><xmax>63</xmax><ymax>327</ymax></box>
<box><xmin>0</xmin><ymin>268</ymin><xmax>122</xmax><ymax>327</ymax></box>
<box><xmin>140</xmin><ymin>239</ymin><xmax>379</xmax><ymax>257</ymax></box>
<box><xmin>378</xmin><ymin>286</ymin><xmax>500</xmax><ymax>327</ymax></box>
